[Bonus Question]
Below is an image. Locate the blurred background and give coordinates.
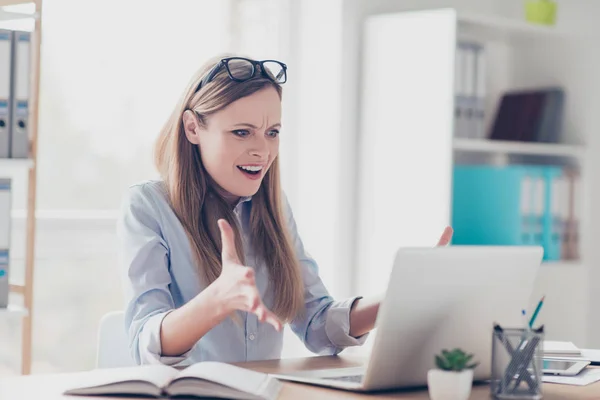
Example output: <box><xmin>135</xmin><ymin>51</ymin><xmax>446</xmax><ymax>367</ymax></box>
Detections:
<box><xmin>0</xmin><ymin>0</ymin><xmax>599</xmax><ymax>375</ymax></box>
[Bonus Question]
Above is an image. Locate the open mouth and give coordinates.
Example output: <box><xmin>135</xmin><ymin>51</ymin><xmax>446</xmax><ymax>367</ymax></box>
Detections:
<box><xmin>237</xmin><ymin>165</ymin><xmax>264</xmax><ymax>179</ymax></box>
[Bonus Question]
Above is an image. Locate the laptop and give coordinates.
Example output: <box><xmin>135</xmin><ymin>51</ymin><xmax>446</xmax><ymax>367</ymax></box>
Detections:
<box><xmin>272</xmin><ymin>245</ymin><xmax>543</xmax><ymax>392</ymax></box>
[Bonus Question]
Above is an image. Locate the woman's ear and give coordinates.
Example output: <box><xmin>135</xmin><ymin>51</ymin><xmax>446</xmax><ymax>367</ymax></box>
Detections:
<box><xmin>182</xmin><ymin>110</ymin><xmax>201</xmax><ymax>145</ymax></box>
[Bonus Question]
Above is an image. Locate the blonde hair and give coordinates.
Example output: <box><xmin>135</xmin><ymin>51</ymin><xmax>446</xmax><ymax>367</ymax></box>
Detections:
<box><xmin>154</xmin><ymin>55</ymin><xmax>304</xmax><ymax>322</ymax></box>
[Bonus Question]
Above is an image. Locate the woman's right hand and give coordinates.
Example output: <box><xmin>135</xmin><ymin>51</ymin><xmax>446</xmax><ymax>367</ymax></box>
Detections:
<box><xmin>211</xmin><ymin>219</ymin><xmax>282</xmax><ymax>331</ymax></box>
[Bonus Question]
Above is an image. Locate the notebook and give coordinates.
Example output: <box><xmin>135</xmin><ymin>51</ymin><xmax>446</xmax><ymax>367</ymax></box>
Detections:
<box><xmin>63</xmin><ymin>362</ymin><xmax>282</xmax><ymax>400</ymax></box>
<box><xmin>544</xmin><ymin>341</ymin><xmax>582</xmax><ymax>357</ymax></box>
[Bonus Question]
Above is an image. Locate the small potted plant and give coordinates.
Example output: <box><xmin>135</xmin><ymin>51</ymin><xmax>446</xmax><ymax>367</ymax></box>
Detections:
<box><xmin>427</xmin><ymin>348</ymin><xmax>479</xmax><ymax>400</ymax></box>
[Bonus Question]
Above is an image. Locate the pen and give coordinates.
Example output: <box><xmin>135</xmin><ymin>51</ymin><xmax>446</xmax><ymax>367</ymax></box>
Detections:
<box><xmin>522</xmin><ymin>309</ymin><xmax>530</xmax><ymax>332</ymax></box>
<box><xmin>517</xmin><ymin>310</ymin><xmax>530</xmax><ymax>351</ymax></box>
<box><xmin>529</xmin><ymin>295</ymin><xmax>545</xmax><ymax>329</ymax></box>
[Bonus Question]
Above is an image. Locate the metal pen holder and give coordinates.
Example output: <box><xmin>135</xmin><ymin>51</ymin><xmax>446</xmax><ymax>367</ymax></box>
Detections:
<box><xmin>491</xmin><ymin>325</ymin><xmax>544</xmax><ymax>399</ymax></box>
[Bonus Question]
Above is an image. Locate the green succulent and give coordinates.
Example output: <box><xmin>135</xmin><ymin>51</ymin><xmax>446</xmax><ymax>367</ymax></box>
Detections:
<box><xmin>435</xmin><ymin>348</ymin><xmax>479</xmax><ymax>372</ymax></box>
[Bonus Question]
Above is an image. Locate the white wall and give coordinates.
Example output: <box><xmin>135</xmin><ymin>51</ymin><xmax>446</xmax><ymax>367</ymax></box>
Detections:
<box><xmin>355</xmin><ymin>10</ymin><xmax>455</xmax><ymax>297</ymax></box>
<box><xmin>281</xmin><ymin>0</ymin><xmax>347</xmax><ymax>300</ymax></box>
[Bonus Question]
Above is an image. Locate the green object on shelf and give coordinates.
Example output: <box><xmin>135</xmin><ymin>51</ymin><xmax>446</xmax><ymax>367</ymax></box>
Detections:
<box><xmin>525</xmin><ymin>0</ymin><xmax>557</xmax><ymax>26</ymax></box>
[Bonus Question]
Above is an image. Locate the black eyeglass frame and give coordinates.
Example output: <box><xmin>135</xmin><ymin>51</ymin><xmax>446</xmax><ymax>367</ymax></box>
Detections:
<box><xmin>195</xmin><ymin>57</ymin><xmax>287</xmax><ymax>92</ymax></box>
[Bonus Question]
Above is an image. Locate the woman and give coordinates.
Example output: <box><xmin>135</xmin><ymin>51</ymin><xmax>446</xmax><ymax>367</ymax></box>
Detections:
<box><xmin>117</xmin><ymin>55</ymin><xmax>452</xmax><ymax>366</ymax></box>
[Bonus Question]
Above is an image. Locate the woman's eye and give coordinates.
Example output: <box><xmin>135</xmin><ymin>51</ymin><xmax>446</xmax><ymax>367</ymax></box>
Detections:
<box><xmin>267</xmin><ymin>129</ymin><xmax>280</xmax><ymax>138</ymax></box>
<box><xmin>232</xmin><ymin>129</ymin><xmax>250</xmax><ymax>137</ymax></box>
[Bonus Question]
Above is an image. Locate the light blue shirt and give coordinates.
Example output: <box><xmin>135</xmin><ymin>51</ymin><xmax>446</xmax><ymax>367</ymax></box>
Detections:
<box><xmin>117</xmin><ymin>180</ymin><xmax>368</xmax><ymax>366</ymax></box>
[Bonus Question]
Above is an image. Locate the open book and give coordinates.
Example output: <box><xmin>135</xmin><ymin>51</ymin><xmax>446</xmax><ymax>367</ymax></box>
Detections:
<box><xmin>63</xmin><ymin>362</ymin><xmax>282</xmax><ymax>400</ymax></box>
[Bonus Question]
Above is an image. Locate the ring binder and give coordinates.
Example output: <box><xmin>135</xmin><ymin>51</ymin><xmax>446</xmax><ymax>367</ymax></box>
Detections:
<box><xmin>0</xmin><ymin>29</ymin><xmax>12</xmax><ymax>158</ymax></box>
<box><xmin>10</xmin><ymin>30</ymin><xmax>30</xmax><ymax>159</ymax></box>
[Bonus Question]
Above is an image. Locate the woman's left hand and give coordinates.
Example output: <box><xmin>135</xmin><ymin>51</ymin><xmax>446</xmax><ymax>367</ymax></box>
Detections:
<box><xmin>436</xmin><ymin>226</ymin><xmax>453</xmax><ymax>246</ymax></box>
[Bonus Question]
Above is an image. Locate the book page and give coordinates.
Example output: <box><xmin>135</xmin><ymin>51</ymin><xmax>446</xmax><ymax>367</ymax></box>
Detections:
<box><xmin>167</xmin><ymin>379</ymin><xmax>259</xmax><ymax>400</ymax></box>
<box><xmin>175</xmin><ymin>362</ymin><xmax>270</xmax><ymax>394</ymax></box>
<box><xmin>64</xmin><ymin>365</ymin><xmax>179</xmax><ymax>395</ymax></box>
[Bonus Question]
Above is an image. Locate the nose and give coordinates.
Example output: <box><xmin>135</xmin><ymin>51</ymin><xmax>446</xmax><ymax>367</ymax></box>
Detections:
<box><xmin>248</xmin><ymin>134</ymin><xmax>269</xmax><ymax>158</ymax></box>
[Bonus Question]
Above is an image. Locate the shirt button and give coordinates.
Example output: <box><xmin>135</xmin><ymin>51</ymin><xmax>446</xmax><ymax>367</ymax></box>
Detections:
<box><xmin>248</xmin><ymin>333</ymin><xmax>256</xmax><ymax>341</ymax></box>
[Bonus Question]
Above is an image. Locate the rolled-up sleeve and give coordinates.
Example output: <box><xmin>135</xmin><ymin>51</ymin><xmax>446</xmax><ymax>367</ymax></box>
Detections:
<box><xmin>116</xmin><ymin>185</ymin><xmax>191</xmax><ymax>366</ymax></box>
<box><xmin>284</xmin><ymin>195</ymin><xmax>369</xmax><ymax>355</ymax></box>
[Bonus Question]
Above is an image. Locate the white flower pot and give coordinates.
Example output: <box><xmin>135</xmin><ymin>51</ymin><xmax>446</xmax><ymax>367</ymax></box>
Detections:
<box><xmin>427</xmin><ymin>369</ymin><xmax>473</xmax><ymax>400</ymax></box>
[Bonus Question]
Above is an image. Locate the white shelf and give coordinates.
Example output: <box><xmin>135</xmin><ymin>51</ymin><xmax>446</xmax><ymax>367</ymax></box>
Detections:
<box><xmin>453</xmin><ymin>138</ymin><xmax>586</xmax><ymax>159</ymax></box>
<box><xmin>0</xmin><ymin>304</ymin><xmax>28</xmax><ymax>317</ymax></box>
<box><xmin>0</xmin><ymin>9</ymin><xmax>36</xmax><ymax>22</ymax></box>
<box><xmin>542</xmin><ymin>260</ymin><xmax>582</xmax><ymax>268</ymax></box>
<box><xmin>0</xmin><ymin>158</ymin><xmax>33</xmax><ymax>169</ymax></box>
<box><xmin>457</xmin><ymin>12</ymin><xmax>569</xmax><ymax>41</ymax></box>
<box><xmin>0</xmin><ymin>0</ymin><xmax>34</xmax><ymax>6</ymax></box>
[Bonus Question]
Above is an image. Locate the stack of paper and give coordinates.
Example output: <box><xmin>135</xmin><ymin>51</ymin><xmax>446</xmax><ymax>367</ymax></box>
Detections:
<box><xmin>542</xmin><ymin>344</ymin><xmax>600</xmax><ymax>387</ymax></box>
<box><xmin>544</xmin><ymin>341</ymin><xmax>582</xmax><ymax>358</ymax></box>
<box><xmin>543</xmin><ymin>368</ymin><xmax>600</xmax><ymax>386</ymax></box>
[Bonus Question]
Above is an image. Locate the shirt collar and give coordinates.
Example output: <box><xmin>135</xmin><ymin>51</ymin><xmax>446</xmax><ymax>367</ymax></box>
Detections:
<box><xmin>234</xmin><ymin>196</ymin><xmax>252</xmax><ymax>209</ymax></box>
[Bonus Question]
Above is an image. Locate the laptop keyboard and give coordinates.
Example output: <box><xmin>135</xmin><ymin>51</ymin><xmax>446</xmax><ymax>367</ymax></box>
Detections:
<box><xmin>323</xmin><ymin>375</ymin><xmax>364</xmax><ymax>383</ymax></box>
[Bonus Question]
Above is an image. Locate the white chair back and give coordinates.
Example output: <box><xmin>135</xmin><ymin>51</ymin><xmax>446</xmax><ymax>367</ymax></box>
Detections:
<box><xmin>96</xmin><ymin>310</ymin><xmax>135</xmax><ymax>368</ymax></box>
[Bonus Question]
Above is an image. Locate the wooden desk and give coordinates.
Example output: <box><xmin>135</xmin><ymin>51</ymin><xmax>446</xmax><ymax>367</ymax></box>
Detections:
<box><xmin>0</xmin><ymin>355</ymin><xmax>599</xmax><ymax>399</ymax></box>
